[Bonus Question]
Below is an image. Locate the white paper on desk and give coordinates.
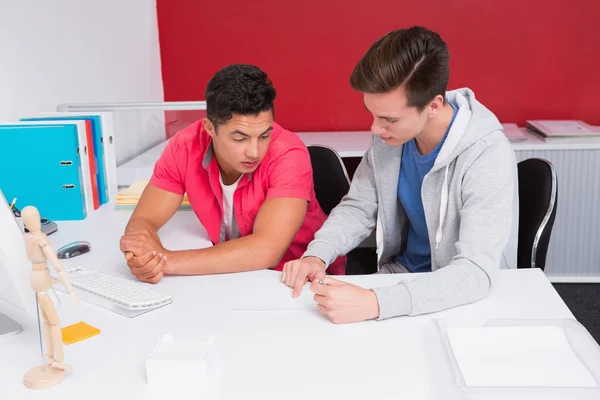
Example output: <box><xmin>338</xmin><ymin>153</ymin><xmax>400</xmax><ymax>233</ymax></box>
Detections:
<box><xmin>232</xmin><ymin>281</ymin><xmax>316</xmax><ymax>311</ymax></box>
<box><xmin>230</xmin><ymin>271</ymin><xmax>403</xmax><ymax>312</ymax></box>
<box><xmin>447</xmin><ymin>326</ymin><xmax>598</xmax><ymax>388</ymax></box>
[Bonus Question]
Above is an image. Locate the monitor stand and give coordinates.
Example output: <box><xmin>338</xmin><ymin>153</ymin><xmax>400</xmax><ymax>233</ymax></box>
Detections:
<box><xmin>0</xmin><ymin>312</ymin><xmax>21</xmax><ymax>337</ymax></box>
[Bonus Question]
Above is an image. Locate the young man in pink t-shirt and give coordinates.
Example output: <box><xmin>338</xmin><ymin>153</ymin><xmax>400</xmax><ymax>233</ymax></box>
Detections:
<box><xmin>119</xmin><ymin>64</ymin><xmax>345</xmax><ymax>283</ymax></box>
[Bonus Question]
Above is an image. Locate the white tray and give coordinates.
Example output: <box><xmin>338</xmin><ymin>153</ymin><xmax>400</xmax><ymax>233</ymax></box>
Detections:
<box><xmin>433</xmin><ymin>318</ymin><xmax>600</xmax><ymax>400</ymax></box>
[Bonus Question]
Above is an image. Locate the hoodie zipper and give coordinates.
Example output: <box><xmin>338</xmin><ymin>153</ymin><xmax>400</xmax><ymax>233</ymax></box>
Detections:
<box><xmin>435</xmin><ymin>165</ymin><xmax>450</xmax><ymax>249</ymax></box>
<box><xmin>422</xmin><ymin>174</ymin><xmax>431</xmax><ymax>252</ymax></box>
<box><xmin>371</xmin><ymin>149</ymin><xmax>386</xmax><ymax>265</ymax></box>
<box><xmin>422</xmin><ymin>164</ymin><xmax>451</xmax><ymax>269</ymax></box>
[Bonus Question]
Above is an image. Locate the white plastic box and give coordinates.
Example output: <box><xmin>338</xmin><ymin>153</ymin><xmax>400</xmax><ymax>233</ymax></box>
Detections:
<box><xmin>145</xmin><ymin>334</ymin><xmax>220</xmax><ymax>390</ymax></box>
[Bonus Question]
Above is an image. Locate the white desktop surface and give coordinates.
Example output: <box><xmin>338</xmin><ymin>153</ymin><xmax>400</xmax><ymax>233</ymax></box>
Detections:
<box><xmin>0</xmin><ymin>206</ymin><xmax>578</xmax><ymax>400</ymax></box>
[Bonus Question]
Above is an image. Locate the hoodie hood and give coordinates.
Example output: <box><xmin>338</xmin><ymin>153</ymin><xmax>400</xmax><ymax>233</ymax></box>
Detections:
<box><xmin>434</xmin><ymin>88</ymin><xmax>504</xmax><ymax>171</ymax></box>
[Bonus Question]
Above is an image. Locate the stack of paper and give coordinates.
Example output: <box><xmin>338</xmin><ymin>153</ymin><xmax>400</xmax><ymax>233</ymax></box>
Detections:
<box><xmin>526</xmin><ymin>120</ymin><xmax>600</xmax><ymax>140</ymax></box>
<box><xmin>115</xmin><ymin>180</ymin><xmax>191</xmax><ymax>211</ymax></box>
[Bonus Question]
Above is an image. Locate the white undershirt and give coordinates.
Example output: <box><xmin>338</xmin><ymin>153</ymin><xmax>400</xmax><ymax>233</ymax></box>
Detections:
<box><xmin>219</xmin><ymin>173</ymin><xmax>243</xmax><ymax>243</ymax></box>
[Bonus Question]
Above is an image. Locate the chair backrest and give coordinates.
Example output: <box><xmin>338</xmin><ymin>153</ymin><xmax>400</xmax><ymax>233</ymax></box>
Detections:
<box><xmin>307</xmin><ymin>145</ymin><xmax>350</xmax><ymax>215</ymax></box>
<box><xmin>517</xmin><ymin>158</ymin><xmax>558</xmax><ymax>270</ymax></box>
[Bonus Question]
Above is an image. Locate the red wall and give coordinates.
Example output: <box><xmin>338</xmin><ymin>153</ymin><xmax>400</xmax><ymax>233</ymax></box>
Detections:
<box><xmin>157</xmin><ymin>0</ymin><xmax>600</xmax><ymax>132</ymax></box>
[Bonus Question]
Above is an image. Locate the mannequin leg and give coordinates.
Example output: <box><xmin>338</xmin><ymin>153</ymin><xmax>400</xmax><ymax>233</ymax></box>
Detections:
<box><xmin>23</xmin><ymin>293</ymin><xmax>67</xmax><ymax>389</ymax></box>
<box><xmin>38</xmin><ymin>292</ymin><xmax>54</xmax><ymax>365</ymax></box>
<box><xmin>38</xmin><ymin>292</ymin><xmax>69</xmax><ymax>371</ymax></box>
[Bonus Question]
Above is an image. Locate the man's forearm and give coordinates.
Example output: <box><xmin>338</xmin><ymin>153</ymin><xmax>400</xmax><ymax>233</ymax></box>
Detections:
<box><xmin>125</xmin><ymin>216</ymin><xmax>159</xmax><ymax>234</ymax></box>
<box><xmin>373</xmin><ymin>263</ymin><xmax>491</xmax><ymax>319</ymax></box>
<box><xmin>165</xmin><ymin>234</ymin><xmax>281</xmax><ymax>275</ymax></box>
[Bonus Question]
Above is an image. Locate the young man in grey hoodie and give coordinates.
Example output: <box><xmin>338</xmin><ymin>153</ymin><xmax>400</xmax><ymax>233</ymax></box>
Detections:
<box><xmin>281</xmin><ymin>26</ymin><xmax>519</xmax><ymax>324</ymax></box>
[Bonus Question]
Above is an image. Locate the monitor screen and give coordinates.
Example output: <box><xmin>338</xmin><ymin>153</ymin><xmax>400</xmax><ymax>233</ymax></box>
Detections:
<box><xmin>0</xmin><ymin>190</ymin><xmax>38</xmax><ymax>322</ymax></box>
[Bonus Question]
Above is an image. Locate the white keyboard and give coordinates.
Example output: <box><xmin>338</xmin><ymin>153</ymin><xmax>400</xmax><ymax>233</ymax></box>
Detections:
<box><xmin>52</xmin><ymin>266</ymin><xmax>173</xmax><ymax>317</ymax></box>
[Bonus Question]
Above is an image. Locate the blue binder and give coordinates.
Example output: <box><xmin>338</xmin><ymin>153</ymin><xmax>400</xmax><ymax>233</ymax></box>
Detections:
<box><xmin>0</xmin><ymin>124</ymin><xmax>87</xmax><ymax>220</ymax></box>
<box><xmin>21</xmin><ymin>115</ymin><xmax>108</xmax><ymax>205</ymax></box>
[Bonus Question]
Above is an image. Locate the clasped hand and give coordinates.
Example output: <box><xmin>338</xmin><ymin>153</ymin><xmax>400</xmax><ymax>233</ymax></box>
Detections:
<box><xmin>119</xmin><ymin>228</ymin><xmax>168</xmax><ymax>283</ymax></box>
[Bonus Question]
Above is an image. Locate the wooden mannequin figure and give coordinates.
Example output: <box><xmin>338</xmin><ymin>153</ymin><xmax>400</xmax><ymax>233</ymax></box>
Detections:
<box><xmin>21</xmin><ymin>205</ymin><xmax>79</xmax><ymax>390</ymax></box>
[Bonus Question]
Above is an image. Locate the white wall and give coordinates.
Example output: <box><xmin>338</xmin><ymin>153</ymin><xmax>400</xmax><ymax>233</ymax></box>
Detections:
<box><xmin>0</xmin><ymin>0</ymin><xmax>165</xmax><ymax>164</ymax></box>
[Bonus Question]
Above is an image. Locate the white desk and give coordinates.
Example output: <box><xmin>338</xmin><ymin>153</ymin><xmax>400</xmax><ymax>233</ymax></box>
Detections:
<box><xmin>117</xmin><ymin>129</ymin><xmax>600</xmax><ymax>281</ymax></box>
<box><xmin>0</xmin><ymin>205</ymin><xmax>587</xmax><ymax>400</ymax></box>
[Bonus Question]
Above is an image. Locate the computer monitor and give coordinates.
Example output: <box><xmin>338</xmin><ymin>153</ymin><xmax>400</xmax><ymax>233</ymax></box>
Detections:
<box><xmin>0</xmin><ymin>190</ymin><xmax>38</xmax><ymax>338</ymax></box>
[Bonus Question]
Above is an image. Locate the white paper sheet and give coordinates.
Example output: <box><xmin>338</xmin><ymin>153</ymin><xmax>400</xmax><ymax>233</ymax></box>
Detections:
<box><xmin>230</xmin><ymin>271</ymin><xmax>406</xmax><ymax>312</ymax></box>
<box><xmin>447</xmin><ymin>325</ymin><xmax>598</xmax><ymax>388</ymax></box>
<box><xmin>232</xmin><ymin>279</ymin><xmax>317</xmax><ymax>311</ymax></box>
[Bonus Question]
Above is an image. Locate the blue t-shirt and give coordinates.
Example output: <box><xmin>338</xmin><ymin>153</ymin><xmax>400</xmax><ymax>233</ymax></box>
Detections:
<box><xmin>397</xmin><ymin>102</ymin><xmax>458</xmax><ymax>272</ymax></box>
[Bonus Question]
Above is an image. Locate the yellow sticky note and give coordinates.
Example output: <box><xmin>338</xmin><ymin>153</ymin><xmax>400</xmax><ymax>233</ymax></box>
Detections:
<box><xmin>62</xmin><ymin>321</ymin><xmax>101</xmax><ymax>345</ymax></box>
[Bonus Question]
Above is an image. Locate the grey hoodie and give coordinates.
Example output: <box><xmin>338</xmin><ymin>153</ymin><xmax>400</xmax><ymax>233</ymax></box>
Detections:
<box><xmin>303</xmin><ymin>88</ymin><xmax>519</xmax><ymax>319</ymax></box>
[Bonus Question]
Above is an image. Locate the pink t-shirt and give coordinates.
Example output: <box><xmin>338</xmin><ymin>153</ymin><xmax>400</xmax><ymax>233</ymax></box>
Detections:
<box><xmin>149</xmin><ymin>120</ymin><xmax>346</xmax><ymax>274</ymax></box>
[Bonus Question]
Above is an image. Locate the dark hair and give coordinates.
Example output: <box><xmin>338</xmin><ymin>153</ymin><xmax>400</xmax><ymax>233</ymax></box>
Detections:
<box><xmin>349</xmin><ymin>26</ymin><xmax>449</xmax><ymax>110</ymax></box>
<box><xmin>205</xmin><ymin>64</ymin><xmax>276</xmax><ymax>128</ymax></box>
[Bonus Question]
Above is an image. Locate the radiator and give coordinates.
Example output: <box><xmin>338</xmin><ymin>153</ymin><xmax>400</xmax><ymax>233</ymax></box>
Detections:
<box><xmin>515</xmin><ymin>148</ymin><xmax>600</xmax><ymax>279</ymax></box>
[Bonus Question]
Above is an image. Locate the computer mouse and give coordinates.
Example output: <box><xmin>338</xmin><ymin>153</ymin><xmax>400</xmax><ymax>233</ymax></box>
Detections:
<box><xmin>56</xmin><ymin>241</ymin><xmax>91</xmax><ymax>259</ymax></box>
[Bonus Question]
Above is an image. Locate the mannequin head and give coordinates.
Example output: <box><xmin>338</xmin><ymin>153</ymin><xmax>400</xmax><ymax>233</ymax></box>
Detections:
<box><xmin>21</xmin><ymin>206</ymin><xmax>41</xmax><ymax>233</ymax></box>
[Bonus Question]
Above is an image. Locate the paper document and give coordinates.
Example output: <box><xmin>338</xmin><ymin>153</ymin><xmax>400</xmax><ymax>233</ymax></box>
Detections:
<box><xmin>230</xmin><ymin>271</ymin><xmax>404</xmax><ymax>312</ymax></box>
<box><xmin>447</xmin><ymin>325</ymin><xmax>598</xmax><ymax>388</ymax></box>
<box><xmin>233</xmin><ymin>279</ymin><xmax>316</xmax><ymax>311</ymax></box>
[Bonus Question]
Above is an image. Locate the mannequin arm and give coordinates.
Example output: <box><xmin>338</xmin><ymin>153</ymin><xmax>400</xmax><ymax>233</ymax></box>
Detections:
<box><xmin>40</xmin><ymin>240</ymin><xmax>76</xmax><ymax>296</ymax></box>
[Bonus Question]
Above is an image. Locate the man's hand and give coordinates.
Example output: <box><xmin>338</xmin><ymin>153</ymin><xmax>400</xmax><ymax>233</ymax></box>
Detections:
<box><xmin>281</xmin><ymin>256</ymin><xmax>327</xmax><ymax>298</ymax></box>
<box><xmin>128</xmin><ymin>251</ymin><xmax>168</xmax><ymax>284</ymax></box>
<box><xmin>120</xmin><ymin>228</ymin><xmax>166</xmax><ymax>256</ymax></box>
<box><xmin>120</xmin><ymin>228</ymin><xmax>169</xmax><ymax>283</ymax></box>
<box><xmin>310</xmin><ymin>277</ymin><xmax>380</xmax><ymax>324</ymax></box>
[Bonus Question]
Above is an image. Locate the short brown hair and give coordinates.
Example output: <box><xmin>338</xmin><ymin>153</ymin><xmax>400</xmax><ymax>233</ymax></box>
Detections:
<box><xmin>206</xmin><ymin>64</ymin><xmax>276</xmax><ymax>128</ymax></box>
<box><xmin>350</xmin><ymin>26</ymin><xmax>450</xmax><ymax>110</ymax></box>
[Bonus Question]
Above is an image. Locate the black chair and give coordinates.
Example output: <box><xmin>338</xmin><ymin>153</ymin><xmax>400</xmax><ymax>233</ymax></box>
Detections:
<box><xmin>517</xmin><ymin>158</ymin><xmax>558</xmax><ymax>270</ymax></box>
<box><xmin>307</xmin><ymin>145</ymin><xmax>378</xmax><ymax>274</ymax></box>
<box><xmin>307</xmin><ymin>145</ymin><xmax>350</xmax><ymax>215</ymax></box>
